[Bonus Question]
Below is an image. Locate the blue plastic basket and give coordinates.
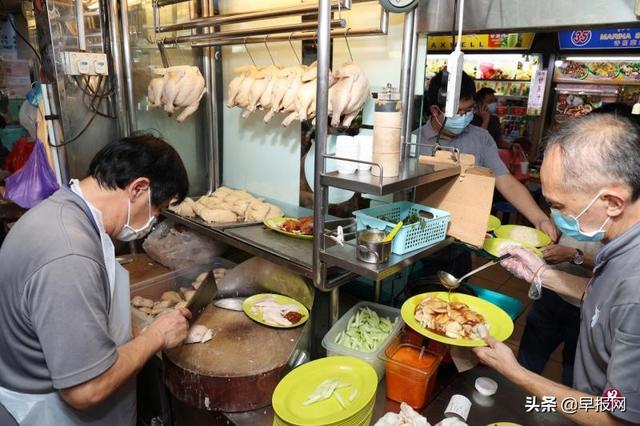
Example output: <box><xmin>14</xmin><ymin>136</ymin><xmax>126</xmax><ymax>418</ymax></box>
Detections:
<box><xmin>353</xmin><ymin>201</ymin><xmax>450</xmax><ymax>255</ymax></box>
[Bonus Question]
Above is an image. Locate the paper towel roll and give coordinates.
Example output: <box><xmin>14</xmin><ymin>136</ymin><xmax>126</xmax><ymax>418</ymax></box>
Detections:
<box><xmin>373</xmin><ymin>127</ymin><xmax>401</xmax><ymax>153</ymax></box>
<box><xmin>373</xmin><ymin>111</ymin><xmax>402</xmax><ymax>128</ymax></box>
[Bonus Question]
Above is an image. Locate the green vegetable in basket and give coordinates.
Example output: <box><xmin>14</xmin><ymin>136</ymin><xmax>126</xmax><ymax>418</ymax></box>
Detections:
<box><xmin>334</xmin><ymin>307</ymin><xmax>397</xmax><ymax>352</ymax></box>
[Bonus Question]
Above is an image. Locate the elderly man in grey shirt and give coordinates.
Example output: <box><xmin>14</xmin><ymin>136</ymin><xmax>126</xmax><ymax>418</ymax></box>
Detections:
<box><xmin>475</xmin><ymin>114</ymin><xmax>640</xmax><ymax>425</ymax></box>
<box><xmin>0</xmin><ymin>134</ymin><xmax>192</xmax><ymax>425</ymax></box>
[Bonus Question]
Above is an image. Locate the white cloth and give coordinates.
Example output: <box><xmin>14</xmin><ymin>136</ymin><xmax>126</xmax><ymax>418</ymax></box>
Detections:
<box><xmin>0</xmin><ymin>181</ymin><xmax>135</xmax><ymax>425</ymax></box>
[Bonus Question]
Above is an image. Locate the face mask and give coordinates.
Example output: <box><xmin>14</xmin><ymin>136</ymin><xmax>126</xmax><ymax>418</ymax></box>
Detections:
<box><xmin>550</xmin><ymin>191</ymin><xmax>610</xmax><ymax>242</ymax></box>
<box><xmin>115</xmin><ymin>190</ymin><xmax>156</xmax><ymax>241</ymax></box>
<box><xmin>443</xmin><ymin>111</ymin><xmax>474</xmax><ymax>135</ymax></box>
<box><xmin>487</xmin><ymin>102</ymin><xmax>497</xmax><ymax>114</ymax></box>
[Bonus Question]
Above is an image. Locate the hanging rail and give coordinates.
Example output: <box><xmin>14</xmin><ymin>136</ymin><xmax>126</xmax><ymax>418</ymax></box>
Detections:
<box><xmin>154</xmin><ymin>0</ymin><xmax>351</xmax><ymax>33</ymax></box>
<box><xmin>162</xmin><ymin>19</ymin><xmax>346</xmax><ymax>45</ymax></box>
<box><xmin>160</xmin><ymin>6</ymin><xmax>388</xmax><ymax>48</ymax></box>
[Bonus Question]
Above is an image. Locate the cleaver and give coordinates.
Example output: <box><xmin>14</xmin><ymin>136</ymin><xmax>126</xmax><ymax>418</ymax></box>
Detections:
<box><xmin>185</xmin><ymin>271</ymin><xmax>218</xmax><ymax>325</ymax></box>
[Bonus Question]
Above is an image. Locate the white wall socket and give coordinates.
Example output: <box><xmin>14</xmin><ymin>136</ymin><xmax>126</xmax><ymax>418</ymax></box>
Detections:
<box><xmin>63</xmin><ymin>52</ymin><xmax>109</xmax><ymax>76</ymax></box>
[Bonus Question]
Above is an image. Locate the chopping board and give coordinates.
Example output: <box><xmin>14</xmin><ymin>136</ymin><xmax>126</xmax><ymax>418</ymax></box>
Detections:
<box><xmin>164</xmin><ymin>303</ymin><xmax>304</xmax><ymax>412</ymax></box>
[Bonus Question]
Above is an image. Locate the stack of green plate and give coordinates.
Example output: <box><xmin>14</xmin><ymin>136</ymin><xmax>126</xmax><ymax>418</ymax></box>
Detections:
<box><xmin>272</xmin><ymin>356</ymin><xmax>378</xmax><ymax>426</ymax></box>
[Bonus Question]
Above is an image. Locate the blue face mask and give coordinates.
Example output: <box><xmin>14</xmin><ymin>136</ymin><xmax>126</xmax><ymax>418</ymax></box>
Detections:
<box><xmin>443</xmin><ymin>111</ymin><xmax>474</xmax><ymax>135</ymax></box>
<box><xmin>487</xmin><ymin>102</ymin><xmax>497</xmax><ymax>114</ymax></box>
<box><xmin>550</xmin><ymin>191</ymin><xmax>610</xmax><ymax>242</ymax></box>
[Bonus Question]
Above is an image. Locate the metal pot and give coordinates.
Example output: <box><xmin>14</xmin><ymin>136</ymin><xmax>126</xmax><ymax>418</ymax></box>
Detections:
<box><xmin>356</xmin><ymin>229</ymin><xmax>391</xmax><ymax>264</ymax></box>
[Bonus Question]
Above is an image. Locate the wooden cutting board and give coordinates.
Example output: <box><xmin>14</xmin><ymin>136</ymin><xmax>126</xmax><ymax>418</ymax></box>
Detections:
<box><xmin>164</xmin><ymin>303</ymin><xmax>304</xmax><ymax>412</ymax></box>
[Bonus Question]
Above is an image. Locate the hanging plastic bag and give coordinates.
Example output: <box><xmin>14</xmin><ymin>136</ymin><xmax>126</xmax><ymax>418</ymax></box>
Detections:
<box><xmin>3</xmin><ymin>136</ymin><xmax>34</xmax><ymax>173</ymax></box>
<box><xmin>4</xmin><ymin>138</ymin><xmax>59</xmax><ymax>208</ymax></box>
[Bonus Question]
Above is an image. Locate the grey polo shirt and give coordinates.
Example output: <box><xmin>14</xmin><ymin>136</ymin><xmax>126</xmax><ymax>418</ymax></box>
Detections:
<box><xmin>573</xmin><ymin>221</ymin><xmax>640</xmax><ymax>423</ymax></box>
<box><xmin>418</xmin><ymin>121</ymin><xmax>509</xmax><ymax>177</ymax></box>
<box><xmin>0</xmin><ymin>189</ymin><xmax>119</xmax><ymax>390</ymax></box>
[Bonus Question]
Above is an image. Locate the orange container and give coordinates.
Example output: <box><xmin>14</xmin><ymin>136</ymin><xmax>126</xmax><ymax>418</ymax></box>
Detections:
<box><xmin>380</xmin><ymin>337</ymin><xmax>443</xmax><ymax>409</ymax></box>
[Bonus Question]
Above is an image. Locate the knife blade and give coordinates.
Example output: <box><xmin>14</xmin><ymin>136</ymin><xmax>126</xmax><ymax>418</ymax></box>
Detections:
<box><xmin>186</xmin><ymin>271</ymin><xmax>218</xmax><ymax>325</ymax></box>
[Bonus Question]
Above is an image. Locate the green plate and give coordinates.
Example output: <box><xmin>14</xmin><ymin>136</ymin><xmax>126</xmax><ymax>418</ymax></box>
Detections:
<box><xmin>272</xmin><ymin>356</ymin><xmax>378</xmax><ymax>426</ymax></box>
<box><xmin>401</xmin><ymin>292</ymin><xmax>514</xmax><ymax>348</ymax></box>
<box><xmin>264</xmin><ymin>217</ymin><xmax>313</xmax><ymax>240</ymax></box>
<box><xmin>483</xmin><ymin>237</ymin><xmax>544</xmax><ymax>258</ymax></box>
<box><xmin>487</xmin><ymin>215</ymin><xmax>501</xmax><ymax>232</ymax></box>
<box><xmin>494</xmin><ymin>224</ymin><xmax>551</xmax><ymax>247</ymax></box>
<box><xmin>243</xmin><ymin>294</ymin><xmax>309</xmax><ymax>328</ymax></box>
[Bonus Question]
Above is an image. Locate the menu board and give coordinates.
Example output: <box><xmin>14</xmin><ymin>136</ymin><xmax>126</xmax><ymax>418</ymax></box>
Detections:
<box><xmin>555</xmin><ymin>60</ymin><xmax>640</xmax><ymax>84</ymax></box>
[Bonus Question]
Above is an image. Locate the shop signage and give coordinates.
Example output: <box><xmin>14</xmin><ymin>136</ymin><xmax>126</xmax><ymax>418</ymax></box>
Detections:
<box><xmin>558</xmin><ymin>28</ymin><xmax>640</xmax><ymax>49</ymax></box>
<box><xmin>428</xmin><ymin>33</ymin><xmax>535</xmax><ymax>51</ymax></box>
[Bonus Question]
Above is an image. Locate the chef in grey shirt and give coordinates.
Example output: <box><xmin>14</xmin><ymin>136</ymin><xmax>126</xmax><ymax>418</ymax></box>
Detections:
<box><xmin>419</xmin><ymin>71</ymin><xmax>558</xmax><ymax>241</ymax></box>
<box><xmin>0</xmin><ymin>134</ymin><xmax>191</xmax><ymax>425</ymax></box>
<box><xmin>475</xmin><ymin>114</ymin><xmax>640</xmax><ymax>424</ymax></box>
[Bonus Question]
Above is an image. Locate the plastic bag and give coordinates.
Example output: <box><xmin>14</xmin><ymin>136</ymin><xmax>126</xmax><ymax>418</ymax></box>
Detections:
<box><xmin>142</xmin><ymin>220</ymin><xmax>227</xmax><ymax>269</ymax></box>
<box><xmin>3</xmin><ymin>136</ymin><xmax>34</xmax><ymax>173</ymax></box>
<box><xmin>4</xmin><ymin>139</ymin><xmax>59</xmax><ymax>208</ymax></box>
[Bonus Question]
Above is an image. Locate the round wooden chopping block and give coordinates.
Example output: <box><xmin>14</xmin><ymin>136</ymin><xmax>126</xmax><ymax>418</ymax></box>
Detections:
<box><xmin>164</xmin><ymin>304</ymin><xmax>304</xmax><ymax>412</ymax></box>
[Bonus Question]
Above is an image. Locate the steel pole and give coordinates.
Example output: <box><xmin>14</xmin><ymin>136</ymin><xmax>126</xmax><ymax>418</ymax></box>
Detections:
<box><xmin>120</xmin><ymin>0</ymin><xmax>136</xmax><ymax>134</ymax></box>
<box><xmin>107</xmin><ymin>0</ymin><xmax>129</xmax><ymax>136</ymax></box>
<box><xmin>399</xmin><ymin>8</ymin><xmax>416</xmax><ymax>161</ymax></box>
<box><xmin>313</xmin><ymin>0</ymin><xmax>331</xmax><ymax>292</ymax></box>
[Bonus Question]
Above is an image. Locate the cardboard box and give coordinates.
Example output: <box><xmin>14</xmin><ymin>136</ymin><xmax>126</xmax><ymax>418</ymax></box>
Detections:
<box><xmin>416</xmin><ymin>151</ymin><xmax>495</xmax><ymax>248</ymax></box>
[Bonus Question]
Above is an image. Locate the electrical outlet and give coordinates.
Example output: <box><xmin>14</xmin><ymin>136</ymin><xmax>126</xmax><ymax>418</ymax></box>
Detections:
<box><xmin>92</xmin><ymin>53</ymin><xmax>109</xmax><ymax>75</ymax></box>
<box><xmin>63</xmin><ymin>52</ymin><xmax>109</xmax><ymax>75</ymax></box>
<box><xmin>63</xmin><ymin>51</ymin><xmax>82</xmax><ymax>75</ymax></box>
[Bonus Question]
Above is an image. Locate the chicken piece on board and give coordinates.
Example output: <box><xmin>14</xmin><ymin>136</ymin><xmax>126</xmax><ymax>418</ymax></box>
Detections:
<box><xmin>195</xmin><ymin>205</ymin><xmax>238</xmax><ymax>223</ymax></box>
<box><xmin>185</xmin><ymin>325</ymin><xmax>214</xmax><ymax>344</ymax></box>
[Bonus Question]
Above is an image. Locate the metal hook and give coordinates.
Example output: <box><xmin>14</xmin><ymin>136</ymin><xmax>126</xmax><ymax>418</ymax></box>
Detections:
<box><xmin>288</xmin><ymin>32</ymin><xmax>301</xmax><ymax>65</ymax></box>
<box><xmin>344</xmin><ymin>27</ymin><xmax>353</xmax><ymax>62</ymax></box>
<box><xmin>243</xmin><ymin>38</ymin><xmax>256</xmax><ymax>67</ymax></box>
<box><xmin>264</xmin><ymin>35</ymin><xmax>275</xmax><ymax>66</ymax></box>
<box><xmin>157</xmin><ymin>40</ymin><xmax>170</xmax><ymax>68</ymax></box>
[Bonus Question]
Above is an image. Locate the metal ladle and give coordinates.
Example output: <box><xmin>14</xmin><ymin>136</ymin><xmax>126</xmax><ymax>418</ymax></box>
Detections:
<box><xmin>437</xmin><ymin>253</ymin><xmax>512</xmax><ymax>290</ymax></box>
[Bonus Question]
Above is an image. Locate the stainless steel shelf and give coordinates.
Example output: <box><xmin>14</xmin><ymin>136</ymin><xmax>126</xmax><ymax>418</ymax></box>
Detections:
<box><xmin>163</xmin><ymin>211</ymin><xmax>358</xmax><ymax>288</ymax></box>
<box><xmin>320</xmin><ymin>237</ymin><xmax>454</xmax><ymax>282</ymax></box>
<box><xmin>320</xmin><ymin>159</ymin><xmax>460</xmax><ymax>196</ymax></box>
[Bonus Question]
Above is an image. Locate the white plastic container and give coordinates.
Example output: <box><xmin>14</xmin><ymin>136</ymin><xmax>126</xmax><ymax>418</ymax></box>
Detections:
<box><xmin>335</xmin><ymin>135</ymin><xmax>358</xmax><ymax>174</ymax></box>
<box><xmin>355</xmin><ymin>134</ymin><xmax>373</xmax><ymax>171</ymax></box>
<box><xmin>321</xmin><ymin>301</ymin><xmax>403</xmax><ymax>381</ymax></box>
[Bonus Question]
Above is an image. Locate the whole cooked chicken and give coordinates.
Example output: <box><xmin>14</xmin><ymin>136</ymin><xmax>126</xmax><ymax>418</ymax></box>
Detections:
<box><xmin>328</xmin><ymin>62</ymin><xmax>369</xmax><ymax>128</ymax></box>
<box><xmin>147</xmin><ymin>68</ymin><xmax>167</xmax><ymax>108</ymax></box>
<box><xmin>231</xmin><ymin>65</ymin><xmax>259</xmax><ymax>110</ymax></box>
<box><xmin>264</xmin><ymin>66</ymin><xmax>305</xmax><ymax>123</ymax></box>
<box><xmin>147</xmin><ymin>65</ymin><xmax>207</xmax><ymax>123</ymax></box>
<box><xmin>242</xmin><ymin>64</ymin><xmax>281</xmax><ymax>118</ymax></box>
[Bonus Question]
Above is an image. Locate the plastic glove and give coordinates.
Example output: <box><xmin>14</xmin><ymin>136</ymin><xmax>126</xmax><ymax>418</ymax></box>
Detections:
<box><xmin>500</xmin><ymin>246</ymin><xmax>546</xmax><ymax>283</ymax></box>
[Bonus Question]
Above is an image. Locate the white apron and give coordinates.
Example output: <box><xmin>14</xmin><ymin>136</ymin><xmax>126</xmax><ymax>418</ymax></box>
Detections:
<box><xmin>0</xmin><ymin>183</ymin><xmax>136</xmax><ymax>425</ymax></box>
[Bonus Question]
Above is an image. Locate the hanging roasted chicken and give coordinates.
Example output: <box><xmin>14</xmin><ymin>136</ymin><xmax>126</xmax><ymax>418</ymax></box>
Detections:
<box><xmin>226</xmin><ymin>60</ymin><xmax>369</xmax><ymax>128</ymax></box>
<box><xmin>147</xmin><ymin>65</ymin><xmax>207</xmax><ymax>123</ymax></box>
